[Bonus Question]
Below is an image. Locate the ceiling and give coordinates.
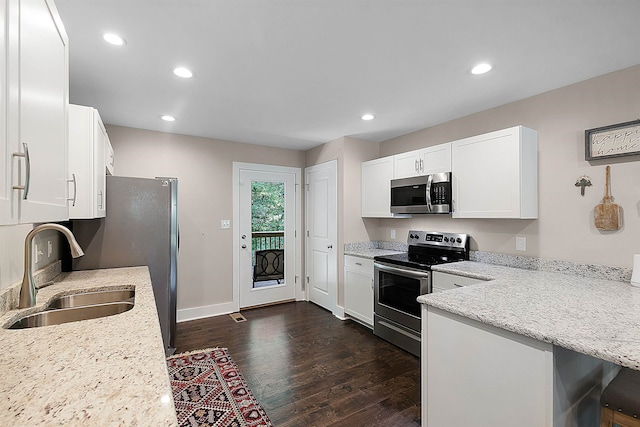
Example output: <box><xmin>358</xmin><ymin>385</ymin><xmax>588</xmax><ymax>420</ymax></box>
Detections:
<box><xmin>55</xmin><ymin>0</ymin><xmax>640</xmax><ymax>151</ymax></box>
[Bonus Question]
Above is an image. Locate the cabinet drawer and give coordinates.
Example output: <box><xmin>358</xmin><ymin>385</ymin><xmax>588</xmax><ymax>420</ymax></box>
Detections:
<box><xmin>432</xmin><ymin>271</ymin><xmax>486</xmax><ymax>293</ymax></box>
<box><xmin>344</xmin><ymin>255</ymin><xmax>374</xmax><ymax>270</ymax></box>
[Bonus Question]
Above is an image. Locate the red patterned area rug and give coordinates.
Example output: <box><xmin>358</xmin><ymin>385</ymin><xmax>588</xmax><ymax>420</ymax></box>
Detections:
<box><xmin>167</xmin><ymin>348</ymin><xmax>273</xmax><ymax>427</ymax></box>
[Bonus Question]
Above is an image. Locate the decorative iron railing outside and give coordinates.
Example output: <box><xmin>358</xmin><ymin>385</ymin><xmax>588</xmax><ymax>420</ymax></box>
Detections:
<box><xmin>252</xmin><ymin>231</ymin><xmax>284</xmax><ymax>261</ymax></box>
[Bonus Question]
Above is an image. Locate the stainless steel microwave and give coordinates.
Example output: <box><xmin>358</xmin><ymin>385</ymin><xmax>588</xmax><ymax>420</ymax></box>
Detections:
<box><xmin>390</xmin><ymin>172</ymin><xmax>452</xmax><ymax>214</ymax></box>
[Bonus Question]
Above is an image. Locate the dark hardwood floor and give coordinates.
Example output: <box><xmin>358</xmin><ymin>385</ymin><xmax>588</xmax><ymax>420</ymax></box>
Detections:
<box><xmin>175</xmin><ymin>301</ymin><xmax>421</xmax><ymax>427</ymax></box>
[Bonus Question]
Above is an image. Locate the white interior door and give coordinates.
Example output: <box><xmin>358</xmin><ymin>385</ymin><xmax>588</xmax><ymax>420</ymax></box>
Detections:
<box><xmin>238</xmin><ymin>169</ymin><xmax>296</xmax><ymax>308</ymax></box>
<box><xmin>305</xmin><ymin>160</ymin><xmax>337</xmax><ymax>313</ymax></box>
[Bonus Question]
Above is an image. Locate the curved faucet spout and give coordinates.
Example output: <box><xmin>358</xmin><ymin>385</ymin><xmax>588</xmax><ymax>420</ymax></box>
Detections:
<box><xmin>18</xmin><ymin>223</ymin><xmax>84</xmax><ymax>309</ymax></box>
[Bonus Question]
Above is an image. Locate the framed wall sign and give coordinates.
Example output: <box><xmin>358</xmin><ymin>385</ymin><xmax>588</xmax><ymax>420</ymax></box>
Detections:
<box><xmin>585</xmin><ymin>119</ymin><xmax>640</xmax><ymax>160</ymax></box>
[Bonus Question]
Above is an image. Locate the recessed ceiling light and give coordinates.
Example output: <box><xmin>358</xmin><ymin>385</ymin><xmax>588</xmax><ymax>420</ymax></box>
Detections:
<box><xmin>173</xmin><ymin>67</ymin><xmax>194</xmax><ymax>78</ymax></box>
<box><xmin>103</xmin><ymin>33</ymin><xmax>126</xmax><ymax>46</ymax></box>
<box><xmin>161</xmin><ymin>115</ymin><xmax>176</xmax><ymax>122</ymax></box>
<box><xmin>470</xmin><ymin>63</ymin><xmax>492</xmax><ymax>75</ymax></box>
<box><xmin>361</xmin><ymin>114</ymin><xmax>375</xmax><ymax>121</ymax></box>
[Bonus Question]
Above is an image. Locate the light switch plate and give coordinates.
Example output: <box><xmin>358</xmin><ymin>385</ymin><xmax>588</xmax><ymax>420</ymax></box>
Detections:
<box><xmin>390</xmin><ymin>229</ymin><xmax>396</xmax><ymax>239</ymax></box>
<box><xmin>221</xmin><ymin>220</ymin><xmax>231</xmax><ymax>229</ymax></box>
<box><xmin>515</xmin><ymin>236</ymin><xmax>527</xmax><ymax>251</ymax></box>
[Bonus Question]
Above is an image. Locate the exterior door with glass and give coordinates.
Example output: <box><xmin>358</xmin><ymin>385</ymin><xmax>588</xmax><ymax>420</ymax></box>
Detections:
<box><xmin>238</xmin><ymin>169</ymin><xmax>296</xmax><ymax>308</ymax></box>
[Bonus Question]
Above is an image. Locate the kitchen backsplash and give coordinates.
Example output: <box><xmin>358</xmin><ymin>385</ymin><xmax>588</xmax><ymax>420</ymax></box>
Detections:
<box><xmin>0</xmin><ymin>261</ymin><xmax>62</xmax><ymax>316</ymax></box>
<box><xmin>344</xmin><ymin>241</ymin><xmax>633</xmax><ymax>283</ymax></box>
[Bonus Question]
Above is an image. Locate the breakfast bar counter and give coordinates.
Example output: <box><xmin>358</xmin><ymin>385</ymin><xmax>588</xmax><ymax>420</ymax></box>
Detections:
<box><xmin>422</xmin><ymin>261</ymin><xmax>640</xmax><ymax>370</ymax></box>
<box><xmin>0</xmin><ymin>266</ymin><xmax>178</xmax><ymax>426</ymax></box>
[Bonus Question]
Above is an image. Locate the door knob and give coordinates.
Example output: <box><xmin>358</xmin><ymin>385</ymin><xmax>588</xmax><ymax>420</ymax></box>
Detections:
<box><xmin>241</xmin><ymin>244</ymin><xmax>247</xmax><ymax>249</ymax></box>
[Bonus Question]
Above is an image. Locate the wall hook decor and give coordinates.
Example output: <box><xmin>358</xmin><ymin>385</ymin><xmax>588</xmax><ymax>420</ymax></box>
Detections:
<box><xmin>575</xmin><ymin>176</ymin><xmax>592</xmax><ymax>196</ymax></box>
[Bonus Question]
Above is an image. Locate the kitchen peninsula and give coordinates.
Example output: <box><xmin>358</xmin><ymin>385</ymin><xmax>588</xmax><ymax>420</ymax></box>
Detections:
<box><xmin>0</xmin><ymin>267</ymin><xmax>178</xmax><ymax>426</ymax></box>
<box><xmin>420</xmin><ymin>261</ymin><xmax>639</xmax><ymax>427</ymax></box>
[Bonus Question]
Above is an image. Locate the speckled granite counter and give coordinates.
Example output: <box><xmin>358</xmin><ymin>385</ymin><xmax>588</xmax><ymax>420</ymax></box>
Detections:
<box><xmin>0</xmin><ymin>267</ymin><xmax>178</xmax><ymax>426</ymax></box>
<box><xmin>419</xmin><ymin>261</ymin><xmax>640</xmax><ymax>370</ymax></box>
<box><xmin>344</xmin><ymin>248</ymin><xmax>406</xmax><ymax>259</ymax></box>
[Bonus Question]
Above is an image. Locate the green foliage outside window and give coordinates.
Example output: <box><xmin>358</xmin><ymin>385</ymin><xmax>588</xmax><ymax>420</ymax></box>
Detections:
<box><xmin>251</xmin><ymin>181</ymin><xmax>285</xmax><ymax>232</ymax></box>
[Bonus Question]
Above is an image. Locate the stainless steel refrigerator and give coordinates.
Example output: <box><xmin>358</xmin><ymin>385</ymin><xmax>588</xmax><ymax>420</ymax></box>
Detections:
<box><xmin>71</xmin><ymin>176</ymin><xmax>178</xmax><ymax>355</ymax></box>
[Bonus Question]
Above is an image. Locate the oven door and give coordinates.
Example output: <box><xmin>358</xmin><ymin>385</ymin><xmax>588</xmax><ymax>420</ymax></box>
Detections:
<box><xmin>374</xmin><ymin>261</ymin><xmax>430</xmax><ymax>332</ymax></box>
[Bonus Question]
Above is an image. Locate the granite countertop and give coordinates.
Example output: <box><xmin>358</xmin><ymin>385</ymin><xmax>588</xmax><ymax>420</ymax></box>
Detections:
<box><xmin>419</xmin><ymin>261</ymin><xmax>640</xmax><ymax>370</ymax></box>
<box><xmin>0</xmin><ymin>267</ymin><xmax>178</xmax><ymax>426</ymax></box>
<box><xmin>344</xmin><ymin>249</ymin><xmax>406</xmax><ymax>259</ymax></box>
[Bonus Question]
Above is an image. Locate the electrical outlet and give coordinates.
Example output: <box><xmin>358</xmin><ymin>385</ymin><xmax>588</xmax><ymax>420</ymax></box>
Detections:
<box><xmin>47</xmin><ymin>240</ymin><xmax>53</xmax><ymax>258</ymax></box>
<box><xmin>35</xmin><ymin>244</ymin><xmax>41</xmax><ymax>263</ymax></box>
<box><xmin>390</xmin><ymin>229</ymin><xmax>396</xmax><ymax>239</ymax></box>
<box><xmin>516</xmin><ymin>236</ymin><xmax>527</xmax><ymax>251</ymax></box>
<box><xmin>221</xmin><ymin>220</ymin><xmax>231</xmax><ymax>229</ymax></box>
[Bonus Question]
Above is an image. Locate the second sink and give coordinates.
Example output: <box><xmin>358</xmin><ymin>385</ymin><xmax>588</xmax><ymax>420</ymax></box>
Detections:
<box><xmin>47</xmin><ymin>289</ymin><xmax>135</xmax><ymax>309</ymax></box>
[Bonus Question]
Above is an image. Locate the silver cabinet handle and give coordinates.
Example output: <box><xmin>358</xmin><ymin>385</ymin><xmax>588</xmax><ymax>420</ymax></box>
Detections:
<box><xmin>12</xmin><ymin>142</ymin><xmax>31</xmax><ymax>199</ymax></box>
<box><xmin>414</xmin><ymin>159</ymin><xmax>419</xmax><ymax>173</ymax></box>
<box><xmin>355</xmin><ymin>262</ymin><xmax>362</xmax><ymax>266</ymax></box>
<box><xmin>419</xmin><ymin>158</ymin><xmax>424</xmax><ymax>172</ymax></box>
<box><xmin>67</xmin><ymin>173</ymin><xmax>77</xmax><ymax>206</ymax></box>
<box><xmin>98</xmin><ymin>190</ymin><xmax>103</xmax><ymax>209</ymax></box>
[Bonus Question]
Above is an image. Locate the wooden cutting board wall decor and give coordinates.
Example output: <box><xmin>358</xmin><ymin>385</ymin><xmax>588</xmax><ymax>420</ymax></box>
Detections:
<box><xmin>594</xmin><ymin>165</ymin><xmax>621</xmax><ymax>231</ymax></box>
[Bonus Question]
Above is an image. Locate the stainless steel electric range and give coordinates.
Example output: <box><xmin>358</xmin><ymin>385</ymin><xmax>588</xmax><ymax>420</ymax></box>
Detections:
<box><xmin>373</xmin><ymin>230</ymin><xmax>469</xmax><ymax>357</ymax></box>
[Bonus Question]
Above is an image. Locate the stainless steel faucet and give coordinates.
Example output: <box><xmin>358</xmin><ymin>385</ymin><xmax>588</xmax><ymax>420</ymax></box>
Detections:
<box><xmin>18</xmin><ymin>223</ymin><xmax>85</xmax><ymax>308</ymax></box>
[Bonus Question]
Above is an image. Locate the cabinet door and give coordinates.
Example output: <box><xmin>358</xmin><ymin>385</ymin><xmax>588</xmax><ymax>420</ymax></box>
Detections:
<box><xmin>344</xmin><ymin>256</ymin><xmax>374</xmax><ymax>327</ymax></box>
<box><xmin>421</xmin><ymin>143</ymin><xmax>451</xmax><ymax>175</ymax></box>
<box><xmin>0</xmin><ymin>0</ymin><xmax>11</xmax><ymax>224</ymax></box>
<box><xmin>393</xmin><ymin>149</ymin><xmax>421</xmax><ymax>179</ymax></box>
<box><xmin>361</xmin><ymin>156</ymin><xmax>394</xmax><ymax>218</ymax></box>
<box><xmin>69</xmin><ymin>105</ymin><xmax>107</xmax><ymax>219</ymax></box>
<box><xmin>105</xmin><ymin>134</ymin><xmax>114</xmax><ymax>175</ymax></box>
<box><xmin>452</xmin><ymin>126</ymin><xmax>537</xmax><ymax>219</ymax></box>
<box><xmin>16</xmin><ymin>0</ymin><xmax>68</xmax><ymax>223</ymax></box>
<box><xmin>94</xmin><ymin>113</ymin><xmax>106</xmax><ymax>217</ymax></box>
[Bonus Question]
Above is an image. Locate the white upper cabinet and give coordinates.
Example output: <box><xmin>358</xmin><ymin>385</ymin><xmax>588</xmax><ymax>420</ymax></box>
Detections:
<box><xmin>105</xmin><ymin>133</ymin><xmax>114</xmax><ymax>175</ymax></box>
<box><xmin>0</xmin><ymin>0</ymin><xmax>10</xmax><ymax>223</ymax></box>
<box><xmin>1</xmin><ymin>0</ymin><xmax>69</xmax><ymax>225</ymax></box>
<box><xmin>393</xmin><ymin>143</ymin><xmax>452</xmax><ymax>179</ymax></box>
<box><xmin>362</xmin><ymin>156</ymin><xmax>394</xmax><ymax>218</ymax></box>
<box><xmin>68</xmin><ymin>104</ymin><xmax>107</xmax><ymax>219</ymax></box>
<box><xmin>452</xmin><ymin>126</ymin><xmax>538</xmax><ymax>219</ymax></box>
<box><xmin>393</xmin><ymin>149</ymin><xmax>423</xmax><ymax>179</ymax></box>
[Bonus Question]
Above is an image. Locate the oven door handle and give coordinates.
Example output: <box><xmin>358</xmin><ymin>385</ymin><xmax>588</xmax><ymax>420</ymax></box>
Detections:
<box><xmin>374</xmin><ymin>262</ymin><xmax>430</xmax><ymax>279</ymax></box>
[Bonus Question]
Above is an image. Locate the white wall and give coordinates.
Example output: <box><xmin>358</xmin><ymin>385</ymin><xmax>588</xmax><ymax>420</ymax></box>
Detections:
<box><xmin>374</xmin><ymin>64</ymin><xmax>640</xmax><ymax>269</ymax></box>
<box><xmin>105</xmin><ymin>125</ymin><xmax>305</xmax><ymax>313</ymax></box>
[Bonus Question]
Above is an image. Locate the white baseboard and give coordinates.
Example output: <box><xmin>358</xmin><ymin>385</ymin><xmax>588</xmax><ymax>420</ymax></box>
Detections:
<box><xmin>177</xmin><ymin>301</ymin><xmax>237</xmax><ymax>323</ymax></box>
<box><xmin>333</xmin><ymin>305</ymin><xmax>345</xmax><ymax>320</ymax></box>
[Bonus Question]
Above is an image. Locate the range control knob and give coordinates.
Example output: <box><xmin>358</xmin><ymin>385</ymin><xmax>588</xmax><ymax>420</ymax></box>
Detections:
<box><xmin>443</xmin><ymin>237</ymin><xmax>449</xmax><ymax>242</ymax></box>
<box><xmin>456</xmin><ymin>237</ymin><xmax>462</xmax><ymax>243</ymax></box>
<box><xmin>409</xmin><ymin>234</ymin><xmax>416</xmax><ymax>239</ymax></box>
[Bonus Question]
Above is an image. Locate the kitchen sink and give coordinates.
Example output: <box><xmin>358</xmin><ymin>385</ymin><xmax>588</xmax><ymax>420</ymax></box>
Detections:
<box><xmin>7</xmin><ymin>302</ymin><xmax>134</xmax><ymax>329</ymax></box>
<box><xmin>47</xmin><ymin>289</ymin><xmax>135</xmax><ymax>309</ymax></box>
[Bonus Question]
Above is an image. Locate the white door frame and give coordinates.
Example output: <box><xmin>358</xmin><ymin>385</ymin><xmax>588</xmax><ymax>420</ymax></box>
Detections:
<box><xmin>305</xmin><ymin>159</ymin><xmax>339</xmax><ymax>316</ymax></box>
<box><xmin>232</xmin><ymin>162</ymin><xmax>303</xmax><ymax>312</ymax></box>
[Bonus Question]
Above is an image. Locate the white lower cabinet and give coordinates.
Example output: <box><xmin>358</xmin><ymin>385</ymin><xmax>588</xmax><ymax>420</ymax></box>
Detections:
<box><xmin>344</xmin><ymin>255</ymin><xmax>374</xmax><ymax>327</ymax></box>
<box><xmin>431</xmin><ymin>271</ymin><xmax>485</xmax><ymax>293</ymax></box>
<box><xmin>422</xmin><ymin>307</ymin><xmax>619</xmax><ymax>427</ymax></box>
<box><xmin>68</xmin><ymin>104</ymin><xmax>107</xmax><ymax>219</ymax></box>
